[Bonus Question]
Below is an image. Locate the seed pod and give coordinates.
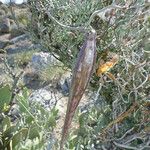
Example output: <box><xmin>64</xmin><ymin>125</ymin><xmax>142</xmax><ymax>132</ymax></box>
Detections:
<box><xmin>60</xmin><ymin>29</ymin><xmax>97</xmax><ymax>149</ymax></box>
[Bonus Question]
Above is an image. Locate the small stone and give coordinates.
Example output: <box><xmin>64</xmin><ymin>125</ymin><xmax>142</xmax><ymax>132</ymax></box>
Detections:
<box><xmin>0</xmin><ymin>40</ymin><xmax>10</xmax><ymax>49</ymax></box>
<box><xmin>23</xmin><ymin>71</ymin><xmax>41</xmax><ymax>89</ymax></box>
<box><xmin>0</xmin><ymin>17</ymin><xmax>11</xmax><ymax>34</ymax></box>
<box><xmin>0</xmin><ymin>9</ymin><xmax>5</xmax><ymax>16</ymax></box>
<box><xmin>10</xmin><ymin>34</ymin><xmax>29</xmax><ymax>43</ymax></box>
<box><xmin>8</xmin><ymin>103</ymin><xmax>20</xmax><ymax>121</ymax></box>
<box><xmin>29</xmin><ymin>88</ymin><xmax>57</xmax><ymax>111</ymax></box>
<box><xmin>56</xmin><ymin>72</ymin><xmax>71</xmax><ymax>96</ymax></box>
<box><xmin>31</xmin><ymin>52</ymin><xmax>58</xmax><ymax>72</ymax></box>
<box><xmin>57</xmin><ymin>77</ymin><xmax>71</xmax><ymax>96</ymax></box>
<box><xmin>0</xmin><ymin>2</ymin><xmax>3</xmax><ymax>5</ymax></box>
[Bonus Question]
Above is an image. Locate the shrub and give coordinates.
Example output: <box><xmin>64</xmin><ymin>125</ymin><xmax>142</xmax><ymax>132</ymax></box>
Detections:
<box><xmin>1</xmin><ymin>0</ymin><xmax>149</xmax><ymax>149</ymax></box>
<box><xmin>27</xmin><ymin>0</ymin><xmax>149</xmax><ymax>149</ymax></box>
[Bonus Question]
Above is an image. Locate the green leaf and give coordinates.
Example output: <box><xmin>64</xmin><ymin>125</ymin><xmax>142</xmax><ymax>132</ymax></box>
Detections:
<box><xmin>0</xmin><ymin>85</ymin><xmax>12</xmax><ymax>111</ymax></box>
<box><xmin>46</xmin><ymin>115</ymin><xmax>56</xmax><ymax>128</ymax></box>
<box><xmin>28</xmin><ymin>125</ymin><xmax>40</xmax><ymax>140</ymax></box>
<box><xmin>51</xmin><ymin>108</ymin><xmax>59</xmax><ymax>117</ymax></box>
<box><xmin>17</xmin><ymin>93</ymin><xmax>29</xmax><ymax>113</ymax></box>
<box><xmin>22</xmin><ymin>88</ymin><xmax>29</xmax><ymax>100</ymax></box>
<box><xmin>3</xmin><ymin>125</ymin><xmax>16</xmax><ymax>140</ymax></box>
<box><xmin>12</xmin><ymin>128</ymin><xmax>28</xmax><ymax>148</ymax></box>
<box><xmin>2</xmin><ymin>116</ymin><xmax>11</xmax><ymax>130</ymax></box>
<box><xmin>19</xmin><ymin>128</ymin><xmax>28</xmax><ymax>140</ymax></box>
<box><xmin>79</xmin><ymin>113</ymin><xmax>87</xmax><ymax>127</ymax></box>
<box><xmin>25</xmin><ymin>116</ymin><xmax>34</xmax><ymax>124</ymax></box>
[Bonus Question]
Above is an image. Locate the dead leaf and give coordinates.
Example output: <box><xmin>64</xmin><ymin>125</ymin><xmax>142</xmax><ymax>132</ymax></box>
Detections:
<box><xmin>97</xmin><ymin>54</ymin><xmax>119</xmax><ymax>76</ymax></box>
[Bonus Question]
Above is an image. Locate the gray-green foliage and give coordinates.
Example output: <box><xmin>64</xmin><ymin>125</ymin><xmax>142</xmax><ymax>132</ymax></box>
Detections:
<box><xmin>0</xmin><ymin>87</ymin><xmax>58</xmax><ymax>150</ymax></box>
<box><xmin>0</xmin><ymin>85</ymin><xmax>11</xmax><ymax>111</ymax></box>
<box><xmin>27</xmin><ymin>0</ymin><xmax>113</xmax><ymax>68</ymax></box>
<box><xmin>0</xmin><ymin>115</ymin><xmax>28</xmax><ymax>150</ymax></box>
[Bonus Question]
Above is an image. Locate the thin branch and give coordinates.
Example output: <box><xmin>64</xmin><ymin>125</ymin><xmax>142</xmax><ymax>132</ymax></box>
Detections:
<box><xmin>3</xmin><ymin>57</ymin><xmax>24</xmax><ymax>115</ymax></box>
<box><xmin>98</xmin><ymin>102</ymin><xmax>138</xmax><ymax>137</ymax></box>
<box><xmin>94</xmin><ymin>81</ymin><xmax>103</xmax><ymax>102</ymax></box>
<box><xmin>140</xmin><ymin>146</ymin><xmax>150</xmax><ymax>150</ymax></box>
<box><xmin>134</xmin><ymin>70</ymin><xmax>149</xmax><ymax>90</ymax></box>
<box><xmin>16</xmin><ymin>97</ymin><xmax>42</xmax><ymax>129</ymax></box>
<box><xmin>46</xmin><ymin>10</ymin><xmax>86</xmax><ymax>32</ymax></box>
<box><xmin>87</xmin><ymin>4</ymin><xmax>126</xmax><ymax>26</ymax></box>
<box><xmin>115</xmin><ymin>127</ymin><xmax>134</xmax><ymax>142</ymax></box>
<box><xmin>113</xmin><ymin>141</ymin><xmax>138</xmax><ymax>150</ymax></box>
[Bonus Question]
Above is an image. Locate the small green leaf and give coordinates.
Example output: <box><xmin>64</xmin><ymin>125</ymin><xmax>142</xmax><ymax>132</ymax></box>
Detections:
<box><xmin>17</xmin><ymin>94</ymin><xmax>29</xmax><ymax>113</ymax></box>
<box><xmin>3</xmin><ymin>125</ymin><xmax>15</xmax><ymax>139</ymax></box>
<box><xmin>19</xmin><ymin>128</ymin><xmax>28</xmax><ymax>140</ymax></box>
<box><xmin>0</xmin><ymin>85</ymin><xmax>12</xmax><ymax>111</ymax></box>
<box><xmin>22</xmin><ymin>88</ymin><xmax>29</xmax><ymax>100</ymax></box>
<box><xmin>51</xmin><ymin>108</ymin><xmax>59</xmax><ymax>117</ymax></box>
<box><xmin>28</xmin><ymin>125</ymin><xmax>40</xmax><ymax>140</ymax></box>
<box><xmin>2</xmin><ymin>116</ymin><xmax>11</xmax><ymax>130</ymax></box>
<box><xmin>47</xmin><ymin>115</ymin><xmax>56</xmax><ymax>128</ymax></box>
<box><xmin>25</xmin><ymin>116</ymin><xmax>34</xmax><ymax>124</ymax></box>
<box><xmin>12</xmin><ymin>128</ymin><xmax>28</xmax><ymax>148</ymax></box>
<box><xmin>11</xmin><ymin>131</ymin><xmax>21</xmax><ymax>148</ymax></box>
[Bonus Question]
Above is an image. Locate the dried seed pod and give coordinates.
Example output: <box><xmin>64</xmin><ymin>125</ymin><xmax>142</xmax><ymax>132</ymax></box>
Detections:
<box><xmin>60</xmin><ymin>29</ymin><xmax>97</xmax><ymax>149</ymax></box>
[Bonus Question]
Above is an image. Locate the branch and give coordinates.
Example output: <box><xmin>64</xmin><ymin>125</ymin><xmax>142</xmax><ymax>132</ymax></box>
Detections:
<box><xmin>46</xmin><ymin>10</ymin><xmax>86</xmax><ymax>32</ymax></box>
<box><xmin>87</xmin><ymin>4</ymin><xmax>126</xmax><ymax>26</ymax></box>
<box><xmin>3</xmin><ymin>57</ymin><xmax>23</xmax><ymax>106</ymax></box>
<box><xmin>98</xmin><ymin>102</ymin><xmax>138</xmax><ymax>138</ymax></box>
<box><xmin>113</xmin><ymin>141</ymin><xmax>138</xmax><ymax>150</ymax></box>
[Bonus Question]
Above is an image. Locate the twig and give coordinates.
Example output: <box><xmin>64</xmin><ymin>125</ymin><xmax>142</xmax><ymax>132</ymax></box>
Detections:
<box><xmin>115</xmin><ymin>127</ymin><xmax>134</xmax><ymax>142</ymax></box>
<box><xmin>46</xmin><ymin>10</ymin><xmax>86</xmax><ymax>32</ymax></box>
<box><xmin>98</xmin><ymin>102</ymin><xmax>138</xmax><ymax>138</ymax></box>
<box><xmin>112</xmin><ymin>99</ymin><xmax>119</xmax><ymax>133</ymax></box>
<box><xmin>124</xmin><ymin>135</ymin><xmax>143</xmax><ymax>145</ymax></box>
<box><xmin>113</xmin><ymin>141</ymin><xmax>138</xmax><ymax>150</ymax></box>
<box><xmin>3</xmin><ymin>57</ymin><xmax>23</xmax><ymax>106</ymax></box>
<box><xmin>87</xmin><ymin>4</ymin><xmax>126</xmax><ymax>26</ymax></box>
<box><xmin>140</xmin><ymin>146</ymin><xmax>150</xmax><ymax>150</ymax></box>
<box><xmin>16</xmin><ymin>97</ymin><xmax>42</xmax><ymax>129</ymax></box>
<box><xmin>134</xmin><ymin>70</ymin><xmax>149</xmax><ymax>90</ymax></box>
<box><xmin>94</xmin><ymin>81</ymin><xmax>103</xmax><ymax>102</ymax></box>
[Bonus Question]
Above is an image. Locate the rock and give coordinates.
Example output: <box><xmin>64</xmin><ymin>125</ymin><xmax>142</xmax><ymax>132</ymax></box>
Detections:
<box><xmin>0</xmin><ymin>49</ymin><xmax>5</xmax><ymax>53</ymax></box>
<box><xmin>57</xmin><ymin>77</ymin><xmax>71</xmax><ymax>96</ymax></box>
<box><xmin>18</xmin><ymin>2</ymin><xmax>27</xmax><ymax>8</ymax></box>
<box><xmin>0</xmin><ymin>17</ymin><xmax>11</xmax><ymax>34</ymax></box>
<box><xmin>29</xmin><ymin>88</ymin><xmax>57</xmax><ymax>111</ymax></box>
<box><xmin>5</xmin><ymin>34</ymin><xmax>44</xmax><ymax>54</ymax></box>
<box><xmin>31</xmin><ymin>52</ymin><xmax>58</xmax><ymax>72</ymax></box>
<box><xmin>0</xmin><ymin>53</ymin><xmax>4</xmax><ymax>62</ymax></box>
<box><xmin>0</xmin><ymin>40</ymin><xmax>10</xmax><ymax>49</ymax></box>
<box><xmin>56</xmin><ymin>72</ymin><xmax>71</xmax><ymax>96</ymax></box>
<box><xmin>0</xmin><ymin>33</ymin><xmax>11</xmax><ymax>49</ymax></box>
<box><xmin>0</xmin><ymin>9</ymin><xmax>5</xmax><ymax>16</ymax></box>
<box><xmin>10</xmin><ymin>24</ymin><xmax>25</xmax><ymax>38</ymax></box>
<box><xmin>0</xmin><ymin>4</ymin><xmax>8</xmax><ymax>14</ymax></box>
<box><xmin>5</xmin><ymin>41</ymin><xmax>31</xmax><ymax>54</ymax></box>
<box><xmin>23</xmin><ymin>71</ymin><xmax>43</xmax><ymax>89</ymax></box>
<box><xmin>9</xmin><ymin>2</ymin><xmax>16</xmax><ymax>7</ymax></box>
<box><xmin>23</xmin><ymin>70</ymin><xmax>51</xmax><ymax>89</ymax></box>
<box><xmin>10</xmin><ymin>34</ymin><xmax>29</xmax><ymax>43</ymax></box>
<box><xmin>8</xmin><ymin>103</ymin><xmax>20</xmax><ymax>121</ymax></box>
<box><xmin>0</xmin><ymin>33</ymin><xmax>11</xmax><ymax>41</ymax></box>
